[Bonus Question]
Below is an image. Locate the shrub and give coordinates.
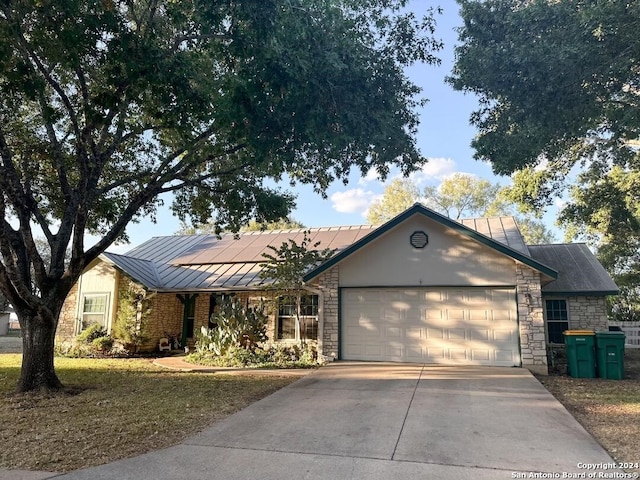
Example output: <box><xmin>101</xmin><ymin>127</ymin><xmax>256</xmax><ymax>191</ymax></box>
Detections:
<box><xmin>92</xmin><ymin>336</ymin><xmax>114</xmax><ymax>353</ymax></box>
<box><xmin>186</xmin><ymin>342</ymin><xmax>320</xmax><ymax>369</ymax></box>
<box><xmin>112</xmin><ymin>280</ymin><xmax>150</xmax><ymax>353</ymax></box>
<box><xmin>195</xmin><ymin>298</ymin><xmax>268</xmax><ymax>356</ymax></box>
<box><xmin>77</xmin><ymin>324</ymin><xmax>108</xmax><ymax>344</ymax></box>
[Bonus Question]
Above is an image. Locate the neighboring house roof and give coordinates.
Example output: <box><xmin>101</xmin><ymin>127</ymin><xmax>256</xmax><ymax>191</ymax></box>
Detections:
<box><xmin>95</xmin><ymin>204</ymin><xmax>619</xmax><ymax>294</ymax></box>
<box><xmin>528</xmin><ymin>244</ymin><xmax>619</xmax><ymax>296</ymax></box>
<box><xmin>303</xmin><ymin>204</ymin><xmax>557</xmax><ymax>282</ymax></box>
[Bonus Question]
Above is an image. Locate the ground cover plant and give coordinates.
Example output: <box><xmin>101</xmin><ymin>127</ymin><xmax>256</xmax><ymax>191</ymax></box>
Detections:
<box><xmin>537</xmin><ymin>349</ymin><xmax>640</xmax><ymax>475</ymax></box>
<box><xmin>0</xmin><ymin>355</ymin><xmax>299</xmax><ymax>473</ymax></box>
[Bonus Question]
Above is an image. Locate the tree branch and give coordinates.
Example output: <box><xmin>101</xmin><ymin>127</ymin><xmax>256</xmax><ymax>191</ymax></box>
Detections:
<box><xmin>14</xmin><ymin>32</ymin><xmax>82</xmax><ymax>146</ymax></box>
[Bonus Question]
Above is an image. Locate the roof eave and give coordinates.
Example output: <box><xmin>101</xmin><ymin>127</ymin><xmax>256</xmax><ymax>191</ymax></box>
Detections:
<box><xmin>98</xmin><ymin>253</ymin><xmax>159</xmax><ymax>290</ymax></box>
<box><xmin>542</xmin><ymin>290</ymin><xmax>620</xmax><ymax>297</ymax></box>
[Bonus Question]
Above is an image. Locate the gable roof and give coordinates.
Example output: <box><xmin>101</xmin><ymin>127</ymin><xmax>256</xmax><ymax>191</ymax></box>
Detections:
<box><xmin>303</xmin><ymin>203</ymin><xmax>557</xmax><ymax>282</ymax></box>
<box><xmin>99</xmin><ymin>204</ymin><xmax>566</xmax><ymax>292</ymax></box>
<box><xmin>528</xmin><ymin>244</ymin><xmax>619</xmax><ymax>296</ymax></box>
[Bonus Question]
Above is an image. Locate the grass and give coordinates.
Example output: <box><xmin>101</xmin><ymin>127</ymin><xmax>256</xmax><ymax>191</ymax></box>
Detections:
<box><xmin>0</xmin><ymin>355</ymin><xmax>300</xmax><ymax>473</ymax></box>
<box><xmin>537</xmin><ymin>348</ymin><xmax>640</xmax><ymax>475</ymax></box>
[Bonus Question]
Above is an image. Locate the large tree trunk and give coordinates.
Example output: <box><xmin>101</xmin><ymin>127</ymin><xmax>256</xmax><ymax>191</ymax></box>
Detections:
<box><xmin>17</xmin><ymin>312</ymin><xmax>63</xmax><ymax>392</ymax></box>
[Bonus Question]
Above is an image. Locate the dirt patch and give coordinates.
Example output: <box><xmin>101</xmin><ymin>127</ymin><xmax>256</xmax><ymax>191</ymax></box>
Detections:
<box><xmin>537</xmin><ymin>348</ymin><xmax>640</xmax><ymax>475</ymax></box>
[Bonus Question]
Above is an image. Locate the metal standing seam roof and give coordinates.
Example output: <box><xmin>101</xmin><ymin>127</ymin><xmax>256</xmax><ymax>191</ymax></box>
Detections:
<box><xmin>101</xmin><ymin>252</ymin><xmax>161</xmax><ymax>289</ymax></box>
<box><xmin>528</xmin><ymin>244</ymin><xmax>619</xmax><ymax>295</ymax></box>
<box><xmin>460</xmin><ymin>217</ymin><xmax>530</xmax><ymax>255</ymax></box>
<box><xmin>101</xmin><ymin>226</ymin><xmax>377</xmax><ymax>292</ymax></box>
<box><xmin>99</xmin><ymin>206</ymin><xmax>565</xmax><ymax>292</ymax></box>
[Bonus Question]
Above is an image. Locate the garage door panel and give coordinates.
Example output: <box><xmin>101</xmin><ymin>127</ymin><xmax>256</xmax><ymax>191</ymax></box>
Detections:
<box><xmin>469</xmin><ymin>329</ymin><xmax>490</xmax><ymax>342</ymax></box>
<box><xmin>471</xmin><ymin>349</ymin><xmax>491</xmax><ymax>362</ymax></box>
<box><xmin>406</xmin><ymin>327</ymin><xmax>424</xmax><ymax>340</ymax></box>
<box><xmin>405</xmin><ymin>345</ymin><xmax>424</xmax><ymax>360</ymax></box>
<box><xmin>449</xmin><ymin>349</ymin><xmax>468</xmax><ymax>362</ymax></box>
<box><xmin>341</xmin><ymin>287</ymin><xmax>520</xmax><ymax>366</ymax></box>
<box><xmin>426</xmin><ymin>328</ymin><xmax>444</xmax><ymax>339</ymax></box>
<box><xmin>468</xmin><ymin>309</ymin><xmax>488</xmax><ymax>321</ymax></box>
<box><xmin>424</xmin><ymin>347</ymin><xmax>445</xmax><ymax>360</ymax></box>
<box><xmin>492</xmin><ymin>310</ymin><xmax>515</xmax><ymax>321</ymax></box>
<box><xmin>385</xmin><ymin>327</ymin><xmax>401</xmax><ymax>338</ymax></box>
<box><xmin>425</xmin><ymin>309</ymin><xmax>444</xmax><ymax>321</ymax></box>
<box><xmin>446</xmin><ymin>309</ymin><xmax>465</xmax><ymax>321</ymax></box>
<box><xmin>496</xmin><ymin>350</ymin><xmax>516</xmax><ymax>362</ymax></box>
<box><xmin>447</xmin><ymin>328</ymin><xmax>467</xmax><ymax>340</ymax></box>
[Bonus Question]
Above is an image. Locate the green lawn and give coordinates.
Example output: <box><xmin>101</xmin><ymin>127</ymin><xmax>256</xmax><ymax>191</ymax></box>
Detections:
<box><xmin>0</xmin><ymin>355</ymin><xmax>300</xmax><ymax>473</ymax></box>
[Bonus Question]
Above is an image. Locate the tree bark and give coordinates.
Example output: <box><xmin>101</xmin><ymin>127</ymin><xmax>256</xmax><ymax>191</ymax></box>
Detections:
<box><xmin>17</xmin><ymin>312</ymin><xmax>63</xmax><ymax>392</ymax></box>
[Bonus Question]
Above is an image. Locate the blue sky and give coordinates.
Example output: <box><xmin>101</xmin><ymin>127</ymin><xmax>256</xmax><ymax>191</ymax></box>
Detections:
<box><xmin>109</xmin><ymin>1</ymin><xmax>561</xmax><ymax>252</ymax></box>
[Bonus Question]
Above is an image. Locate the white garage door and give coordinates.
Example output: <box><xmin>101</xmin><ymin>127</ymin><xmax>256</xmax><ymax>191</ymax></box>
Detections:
<box><xmin>341</xmin><ymin>287</ymin><xmax>520</xmax><ymax>366</ymax></box>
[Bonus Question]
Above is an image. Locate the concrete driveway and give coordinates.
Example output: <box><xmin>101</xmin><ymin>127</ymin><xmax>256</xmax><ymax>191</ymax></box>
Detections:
<box><xmin>56</xmin><ymin>363</ymin><xmax>619</xmax><ymax>480</ymax></box>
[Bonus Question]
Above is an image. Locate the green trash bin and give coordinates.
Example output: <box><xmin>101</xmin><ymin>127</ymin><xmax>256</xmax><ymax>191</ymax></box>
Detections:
<box><xmin>595</xmin><ymin>331</ymin><xmax>625</xmax><ymax>380</ymax></box>
<box><xmin>563</xmin><ymin>330</ymin><xmax>596</xmax><ymax>378</ymax></box>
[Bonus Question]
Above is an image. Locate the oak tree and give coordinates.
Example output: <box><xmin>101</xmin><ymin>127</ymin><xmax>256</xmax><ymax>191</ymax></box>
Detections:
<box><xmin>366</xmin><ymin>174</ymin><xmax>555</xmax><ymax>243</ymax></box>
<box><xmin>0</xmin><ymin>0</ymin><xmax>441</xmax><ymax>391</ymax></box>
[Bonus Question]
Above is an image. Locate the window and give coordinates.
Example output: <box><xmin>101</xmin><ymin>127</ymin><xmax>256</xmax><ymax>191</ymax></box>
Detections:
<box><xmin>545</xmin><ymin>299</ymin><xmax>568</xmax><ymax>344</ymax></box>
<box><xmin>81</xmin><ymin>294</ymin><xmax>108</xmax><ymax>330</ymax></box>
<box><xmin>277</xmin><ymin>295</ymin><xmax>319</xmax><ymax>341</ymax></box>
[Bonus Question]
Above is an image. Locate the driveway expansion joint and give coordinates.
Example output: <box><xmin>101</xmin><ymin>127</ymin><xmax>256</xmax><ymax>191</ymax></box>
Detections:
<box><xmin>391</xmin><ymin>363</ymin><xmax>424</xmax><ymax>460</ymax></box>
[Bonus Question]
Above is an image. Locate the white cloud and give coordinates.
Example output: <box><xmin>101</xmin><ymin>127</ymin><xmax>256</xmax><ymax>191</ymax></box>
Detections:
<box><xmin>330</xmin><ymin>188</ymin><xmax>378</xmax><ymax>215</ymax></box>
<box><xmin>554</xmin><ymin>197</ymin><xmax>567</xmax><ymax>210</ymax></box>
<box><xmin>410</xmin><ymin>157</ymin><xmax>458</xmax><ymax>185</ymax></box>
<box><xmin>358</xmin><ymin>168</ymin><xmax>382</xmax><ymax>186</ymax></box>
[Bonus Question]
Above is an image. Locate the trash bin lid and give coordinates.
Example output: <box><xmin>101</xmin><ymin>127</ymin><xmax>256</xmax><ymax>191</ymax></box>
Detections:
<box><xmin>595</xmin><ymin>330</ymin><xmax>626</xmax><ymax>336</ymax></box>
<box><xmin>563</xmin><ymin>330</ymin><xmax>595</xmax><ymax>336</ymax></box>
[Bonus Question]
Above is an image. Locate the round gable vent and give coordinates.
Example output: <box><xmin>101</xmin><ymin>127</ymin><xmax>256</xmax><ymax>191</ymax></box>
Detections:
<box><xmin>410</xmin><ymin>230</ymin><xmax>429</xmax><ymax>249</ymax></box>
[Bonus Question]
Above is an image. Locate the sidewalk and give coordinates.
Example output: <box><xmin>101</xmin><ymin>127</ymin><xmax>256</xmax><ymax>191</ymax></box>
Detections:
<box><xmin>0</xmin><ymin>470</ymin><xmax>58</xmax><ymax>480</ymax></box>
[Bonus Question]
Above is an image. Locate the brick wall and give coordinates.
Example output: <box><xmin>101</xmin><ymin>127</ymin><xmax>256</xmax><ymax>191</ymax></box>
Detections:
<box><xmin>143</xmin><ymin>291</ymin><xmax>275</xmax><ymax>352</ymax></box>
<box><xmin>517</xmin><ymin>264</ymin><xmax>548</xmax><ymax>373</ymax></box>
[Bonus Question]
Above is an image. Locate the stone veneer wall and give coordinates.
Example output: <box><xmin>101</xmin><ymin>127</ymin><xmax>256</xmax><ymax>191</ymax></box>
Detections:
<box><xmin>315</xmin><ymin>265</ymin><xmax>339</xmax><ymax>360</ymax></box>
<box><xmin>56</xmin><ymin>281</ymin><xmax>80</xmax><ymax>342</ymax></box>
<box><xmin>567</xmin><ymin>296</ymin><xmax>608</xmax><ymax>331</ymax></box>
<box><xmin>516</xmin><ymin>264</ymin><xmax>548</xmax><ymax>373</ymax></box>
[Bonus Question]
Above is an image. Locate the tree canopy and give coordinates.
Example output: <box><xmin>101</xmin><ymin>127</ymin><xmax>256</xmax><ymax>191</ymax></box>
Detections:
<box><xmin>176</xmin><ymin>218</ymin><xmax>305</xmax><ymax>235</ymax></box>
<box><xmin>366</xmin><ymin>174</ymin><xmax>555</xmax><ymax>244</ymax></box>
<box><xmin>449</xmin><ymin>0</ymin><xmax>640</xmax><ymax>177</ymax></box>
<box><xmin>366</xmin><ymin>178</ymin><xmax>419</xmax><ymax>225</ymax></box>
<box><xmin>0</xmin><ymin>0</ymin><xmax>442</xmax><ymax>392</ymax></box>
